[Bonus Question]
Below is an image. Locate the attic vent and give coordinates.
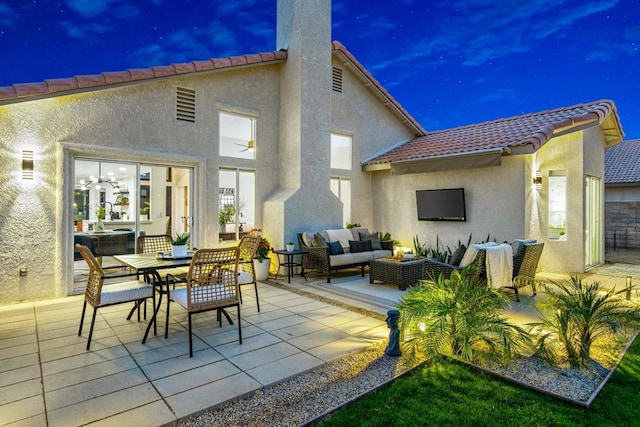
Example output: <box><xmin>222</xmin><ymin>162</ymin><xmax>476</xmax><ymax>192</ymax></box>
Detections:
<box><xmin>176</xmin><ymin>87</ymin><xmax>196</xmax><ymax>123</ymax></box>
<box><xmin>332</xmin><ymin>67</ymin><xmax>343</xmax><ymax>93</ymax></box>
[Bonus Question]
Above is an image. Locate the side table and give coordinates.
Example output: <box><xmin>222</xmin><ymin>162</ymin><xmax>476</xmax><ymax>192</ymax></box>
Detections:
<box><xmin>274</xmin><ymin>249</ymin><xmax>309</xmax><ymax>283</ymax></box>
<box><xmin>369</xmin><ymin>257</ymin><xmax>427</xmax><ymax>290</ymax></box>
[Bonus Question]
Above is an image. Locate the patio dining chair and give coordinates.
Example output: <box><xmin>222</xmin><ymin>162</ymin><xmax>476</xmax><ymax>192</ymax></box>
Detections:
<box><xmin>171</xmin><ymin>247</ymin><xmax>242</xmax><ymax>357</ymax></box>
<box><xmin>504</xmin><ymin>242</ymin><xmax>544</xmax><ymax>302</ymax></box>
<box><xmin>137</xmin><ymin>234</ymin><xmax>189</xmax><ymax>338</ymax></box>
<box><xmin>237</xmin><ymin>235</ymin><xmax>261</xmax><ymax>312</ymax></box>
<box><xmin>76</xmin><ymin>244</ymin><xmax>155</xmax><ymax>350</ymax></box>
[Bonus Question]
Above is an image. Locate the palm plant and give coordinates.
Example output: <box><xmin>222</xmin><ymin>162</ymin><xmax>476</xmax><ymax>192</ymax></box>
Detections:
<box><xmin>529</xmin><ymin>276</ymin><xmax>640</xmax><ymax>368</ymax></box>
<box><xmin>397</xmin><ymin>267</ymin><xmax>531</xmax><ymax>365</ymax></box>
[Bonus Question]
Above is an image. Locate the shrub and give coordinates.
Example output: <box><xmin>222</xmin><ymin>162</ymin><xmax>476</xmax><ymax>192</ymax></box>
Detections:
<box><xmin>397</xmin><ymin>268</ymin><xmax>531</xmax><ymax>365</ymax></box>
<box><xmin>529</xmin><ymin>276</ymin><xmax>640</xmax><ymax>367</ymax></box>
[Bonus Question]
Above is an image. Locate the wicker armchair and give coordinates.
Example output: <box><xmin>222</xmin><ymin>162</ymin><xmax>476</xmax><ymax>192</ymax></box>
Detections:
<box><xmin>171</xmin><ymin>247</ymin><xmax>242</xmax><ymax>357</ymax></box>
<box><xmin>136</xmin><ymin>234</ymin><xmax>189</xmax><ymax>338</ymax></box>
<box><xmin>237</xmin><ymin>235</ymin><xmax>261</xmax><ymax>312</ymax></box>
<box><xmin>505</xmin><ymin>242</ymin><xmax>544</xmax><ymax>301</ymax></box>
<box><xmin>76</xmin><ymin>244</ymin><xmax>154</xmax><ymax>350</ymax></box>
<box><xmin>423</xmin><ymin>249</ymin><xmax>487</xmax><ymax>283</ymax></box>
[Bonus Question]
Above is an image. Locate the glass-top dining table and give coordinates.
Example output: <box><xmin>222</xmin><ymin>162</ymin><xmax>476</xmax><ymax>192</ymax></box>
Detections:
<box><xmin>113</xmin><ymin>252</ymin><xmax>194</xmax><ymax>343</ymax></box>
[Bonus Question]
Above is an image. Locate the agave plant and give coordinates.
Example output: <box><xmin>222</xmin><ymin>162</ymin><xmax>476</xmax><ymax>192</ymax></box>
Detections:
<box><xmin>397</xmin><ymin>267</ymin><xmax>531</xmax><ymax>365</ymax></box>
<box><xmin>529</xmin><ymin>276</ymin><xmax>640</xmax><ymax>368</ymax></box>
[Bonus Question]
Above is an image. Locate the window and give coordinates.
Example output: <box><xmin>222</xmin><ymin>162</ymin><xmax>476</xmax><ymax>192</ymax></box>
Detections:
<box><xmin>219</xmin><ymin>168</ymin><xmax>255</xmax><ymax>241</ymax></box>
<box><xmin>331</xmin><ymin>133</ymin><xmax>351</xmax><ymax>170</ymax></box>
<box><xmin>331</xmin><ymin>177</ymin><xmax>351</xmax><ymax>226</ymax></box>
<box><xmin>219</xmin><ymin>112</ymin><xmax>255</xmax><ymax>160</ymax></box>
<box><xmin>548</xmin><ymin>171</ymin><xmax>566</xmax><ymax>240</ymax></box>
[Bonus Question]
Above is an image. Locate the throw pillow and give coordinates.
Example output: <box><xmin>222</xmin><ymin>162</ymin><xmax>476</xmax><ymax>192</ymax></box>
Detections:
<box><xmin>349</xmin><ymin>240</ymin><xmax>369</xmax><ymax>253</ymax></box>
<box><xmin>359</xmin><ymin>231</ymin><xmax>382</xmax><ymax>250</ymax></box>
<box><xmin>312</xmin><ymin>232</ymin><xmax>328</xmax><ymax>247</ymax></box>
<box><xmin>328</xmin><ymin>241</ymin><xmax>344</xmax><ymax>255</ymax></box>
<box><xmin>449</xmin><ymin>245</ymin><xmax>466</xmax><ymax>266</ymax></box>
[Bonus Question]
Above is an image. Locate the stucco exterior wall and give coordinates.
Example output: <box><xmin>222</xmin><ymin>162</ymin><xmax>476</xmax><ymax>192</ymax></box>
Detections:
<box><xmin>369</xmin><ymin>155</ymin><xmax>528</xmax><ymax>251</ymax></box>
<box><xmin>331</xmin><ymin>57</ymin><xmax>417</xmax><ymax>231</ymax></box>
<box><xmin>0</xmin><ymin>64</ymin><xmax>284</xmax><ymax>304</ymax></box>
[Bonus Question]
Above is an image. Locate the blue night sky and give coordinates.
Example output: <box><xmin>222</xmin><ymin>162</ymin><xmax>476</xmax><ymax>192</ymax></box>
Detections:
<box><xmin>1</xmin><ymin>0</ymin><xmax>639</xmax><ymax>138</ymax></box>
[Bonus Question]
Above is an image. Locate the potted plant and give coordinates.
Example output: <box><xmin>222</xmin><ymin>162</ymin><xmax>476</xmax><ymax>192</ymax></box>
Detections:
<box><xmin>95</xmin><ymin>205</ymin><xmax>106</xmax><ymax>231</ymax></box>
<box><xmin>286</xmin><ymin>241</ymin><xmax>295</xmax><ymax>252</ymax></box>
<box><xmin>253</xmin><ymin>236</ymin><xmax>272</xmax><ymax>281</ymax></box>
<box><xmin>172</xmin><ymin>232</ymin><xmax>190</xmax><ymax>258</ymax></box>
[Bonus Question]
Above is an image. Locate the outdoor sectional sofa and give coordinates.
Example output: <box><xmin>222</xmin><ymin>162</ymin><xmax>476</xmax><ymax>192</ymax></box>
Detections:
<box><xmin>298</xmin><ymin>228</ymin><xmax>393</xmax><ymax>282</ymax></box>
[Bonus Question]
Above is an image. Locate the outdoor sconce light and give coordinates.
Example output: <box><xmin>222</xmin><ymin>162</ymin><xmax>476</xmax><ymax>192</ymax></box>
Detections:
<box><xmin>533</xmin><ymin>170</ymin><xmax>542</xmax><ymax>189</ymax></box>
<box><xmin>22</xmin><ymin>150</ymin><xmax>34</xmax><ymax>180</ymax></box>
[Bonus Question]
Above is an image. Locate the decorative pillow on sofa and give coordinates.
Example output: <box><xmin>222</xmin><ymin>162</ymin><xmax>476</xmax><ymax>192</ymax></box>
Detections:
<box><xmin>449</xmin><ymin>245</ymin><xmax>466</xmax><ymax>266</ymax></box>
<box><xmin>312</xmin><ymin>233</ymin><xmax>328</xmax><ymax>247</ymax></box>
<box><xmin>359</xmin><ymin>231</ymin><xmax>382</xmax><ymax>250</ymax></box>
<box><xmin>349</xmin><ymin>240</ymin><xmax>371</xmax><ymax>253</ymax></box>
<box><xmin>328</xmin><ymin>241</ymin><xmax>344</xmax><ymax>255</ymax></box>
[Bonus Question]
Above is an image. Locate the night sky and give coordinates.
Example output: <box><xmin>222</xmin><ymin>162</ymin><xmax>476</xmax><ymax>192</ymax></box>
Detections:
<box><xmin>2</xmin><ymin>0</ymin><xmax>639</xmax><ymax>138</ymax></box>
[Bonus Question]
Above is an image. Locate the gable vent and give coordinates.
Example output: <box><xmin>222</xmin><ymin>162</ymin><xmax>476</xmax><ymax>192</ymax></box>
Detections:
<box><xmin>176</xmin><ymin>87</ymin><xmax>196</xmax><ymax>123</ymax></box>
<box><xmin>332</xmin><ymin>67</ymin><xmax>343</xmax><ymax>93</ymax></box>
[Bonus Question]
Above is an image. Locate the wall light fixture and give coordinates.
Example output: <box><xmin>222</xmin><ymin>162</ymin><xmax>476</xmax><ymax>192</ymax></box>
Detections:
<box><xmin>533</xmin><ymin>170</ymin><xmax>542</xmax><ymax>189</ymax></box>
<box><xmin>22</xmin><ymin>150</ymin><xmax>34</xmax><ymax>180</ymax></box>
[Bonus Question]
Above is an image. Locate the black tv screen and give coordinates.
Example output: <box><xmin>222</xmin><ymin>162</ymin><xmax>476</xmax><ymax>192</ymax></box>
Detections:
<box><xmin>416</xmin><ymin>188</ymin><xmax>466</xmax><ymax>221</ymax></box>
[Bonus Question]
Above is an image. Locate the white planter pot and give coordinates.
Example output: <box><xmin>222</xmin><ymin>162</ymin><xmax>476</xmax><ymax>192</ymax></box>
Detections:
<box><xmin>286</xmin><ymin>244</ymin><xmax>295</xmax><ymax>252</ymax></box>
<box><xmin>253</xmin><ymin>258</ymin><xmax>270</xmax><ymax>281</ymax></box>
<box><xmin>95</xmin><ymin>219</ymin><xmax>104</xmax><ymax>232</ymax></box>
<box><xmin>172</xmin><ymin>245</ymin><xmax>187</xmax><ymax>258</ymax></box>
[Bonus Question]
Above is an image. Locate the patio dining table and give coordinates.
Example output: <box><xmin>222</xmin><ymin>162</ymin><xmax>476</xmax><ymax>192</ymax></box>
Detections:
<box><xmin>113</xmin><ymin>252</ymin><xmax>194</xmax><ymax>343</ymax></box>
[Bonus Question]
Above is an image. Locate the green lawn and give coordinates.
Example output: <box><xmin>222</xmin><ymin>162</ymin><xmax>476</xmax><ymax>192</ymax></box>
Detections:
<box><xmin>317</xmin><ymin>336</ymin><xmax>640</xmax><ymax>426</ymax></box>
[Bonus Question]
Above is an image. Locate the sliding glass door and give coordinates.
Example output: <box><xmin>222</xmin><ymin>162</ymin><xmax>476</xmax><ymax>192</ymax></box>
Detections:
<box><xmin>73</xmin><ymin>158</ymin><xmax>192</xmax><ymax>292</ymax></box>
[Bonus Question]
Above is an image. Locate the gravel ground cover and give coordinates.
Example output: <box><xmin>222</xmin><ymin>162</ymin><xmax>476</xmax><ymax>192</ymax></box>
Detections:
<box><xmin>178</xmin><ymin>280</ymin><xmax>635</xmax><ymax>426</ymax></box>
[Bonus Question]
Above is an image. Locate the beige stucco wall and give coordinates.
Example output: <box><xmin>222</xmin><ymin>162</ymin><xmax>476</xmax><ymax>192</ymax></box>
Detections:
<box><xmin>369</xmin><ymin>155</ymin><xmax>529</xmax><ymax>251</ymax></box>
<box><xmin>331</xmin><ymin>57</ymin><xmax>417</xmax><ymax>231</ymax></box>
<box><xmin>0</xmin><ymin>64</ymin><xmax>285</xmax><ymax>304</ymax></box>
<box><xmin>532</xmin><ymin>128</ymin><xmax>606</xmax><ymax>273</ymax></box>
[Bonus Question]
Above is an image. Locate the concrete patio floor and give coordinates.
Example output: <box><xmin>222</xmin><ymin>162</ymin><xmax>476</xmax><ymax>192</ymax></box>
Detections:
<box><xmin>1</xmin><ymin>260</ymin><xmax>638</xmax><ymax>426</ymax></box>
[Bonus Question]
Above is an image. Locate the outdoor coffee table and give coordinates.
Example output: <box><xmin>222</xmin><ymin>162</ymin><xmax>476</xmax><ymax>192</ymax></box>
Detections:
<box><xmin>369</xmin><ymin>257</ymin><xmax>427</xmax><ymax>290</ymax></box>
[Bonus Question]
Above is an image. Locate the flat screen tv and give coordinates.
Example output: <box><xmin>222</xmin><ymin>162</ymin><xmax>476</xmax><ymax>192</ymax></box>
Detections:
<box><xmin>416</xmin><ymin>188</ymin><xmax>466</xmax><ymax>221</ymax></box>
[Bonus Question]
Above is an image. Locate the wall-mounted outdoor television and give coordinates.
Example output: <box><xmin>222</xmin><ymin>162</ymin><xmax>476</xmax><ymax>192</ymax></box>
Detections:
<box><xmin>416</xmin><ymin>188</ymin><xmax>466</xmax><ymax>221</ymax></box>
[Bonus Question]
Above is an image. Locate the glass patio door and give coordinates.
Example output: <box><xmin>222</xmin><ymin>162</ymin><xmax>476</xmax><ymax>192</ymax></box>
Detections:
<box><xmin>585</xmin><ymin>175</ymin><xmax>602</xmax><ymax>268</ymax></box>
<box><xmin>218</xmin><ymin>168</ymin><xmax>255</xmax><ymax>242</ymax></box>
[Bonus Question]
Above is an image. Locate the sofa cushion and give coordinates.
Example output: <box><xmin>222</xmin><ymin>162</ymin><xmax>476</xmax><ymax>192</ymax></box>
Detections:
<box><xmin>449</xmin><ymin>245</ymin><xmax>467</xmax><ymax>266</ymax></box>
<box><xmin>328</xmin><ymin>241</ymin><xmax>344</xmax><ymax>255</ymax></box>
<box><xmin>350</xmin><ymin>227</ymin><xmax>369</xmax><ymax>241</ymax></box>
<box><xmin>349</xmin><ymin>240</ymin><xmax>371</xmax><ymax>253</ymax></box>
<box><xmin>353</xmin><ymin>251</ymin><xmax>374</xmax><ymax>264</ymax></box>
<box><xmin>312</xmin><ymin>233</ymin><xmax>328</xmax><ymax>247</ymax></box>
<box><xmin>327</xmin><ymin>228</ymin><xmax>354</xmax><ymax>249</ymax></box>
<box><xmin>329</xmin><ymin>253</ymin><xmax>355</xmax><ymax>267</ymax></box>
<box><xmin>359</xmin><ymin>231</ymin><xmax>382</xmax><ymax>250</ymax></box>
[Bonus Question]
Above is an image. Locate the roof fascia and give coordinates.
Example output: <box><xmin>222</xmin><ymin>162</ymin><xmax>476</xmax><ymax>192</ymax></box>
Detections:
<box><xmin>386</xmin><ymin>148</ymin><xmax>506</xmax><ymax>175</ymax></box>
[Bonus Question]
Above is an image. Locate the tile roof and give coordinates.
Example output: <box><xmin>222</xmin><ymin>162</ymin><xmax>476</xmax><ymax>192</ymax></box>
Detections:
<box><xmin>363</xmin><ymin>100</ymin><xmax>623</xmax><ymax>166</ymax></box>
<box><xmin>0</xmin><ymin>51</ymin><xmax>288</xmax><ymax>102</ymax></box>
<box><xmin>0</xmin><ymin>41</ymin><xmax>426</xmax><ymax>135</ymax></box>
<box><xmin>605</xmin><ymin>139</ymin><xmax>640</xmax><ymax>184</ymax></box>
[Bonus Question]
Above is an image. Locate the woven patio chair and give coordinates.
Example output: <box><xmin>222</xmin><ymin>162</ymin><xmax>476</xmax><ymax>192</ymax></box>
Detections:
<box><xmin>505</xmin><ymin>242</ymin><xmax>544</xmax><ymax>301</ymax></box>
<box><xmin>136</xmin><ymin>234</ymin><xmax>189</xmax><ymax>338</ymax></box>
<box><xmin>171</xmin><ymin>247</ymin><xmax>242</xmax><ymax>357</ymax></box>
<box><xmin>423</xmin><ymin>249</ymin><xmax>487</xmax><ymax>283</ymax></box>
<box><xmin>237</xmin><ymin>235</ymin><xmax>261</xmax><ymax>312</ymax></box>
<box><xmin>76</xmin><ymin>244</ymin><xmax>155</xmax><ymax>350</ymax></box>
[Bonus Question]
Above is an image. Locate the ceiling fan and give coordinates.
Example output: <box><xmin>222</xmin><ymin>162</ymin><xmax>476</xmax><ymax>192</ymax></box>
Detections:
<box><xmin>234</xmin><ymin>140</ymin><xmax>255</xmax><ymax>153</ymax></box>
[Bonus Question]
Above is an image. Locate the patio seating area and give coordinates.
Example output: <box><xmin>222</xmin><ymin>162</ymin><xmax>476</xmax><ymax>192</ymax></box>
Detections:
<box><xmin>1</xmin><ymin>255</ymin><xmax>638</xmax><ymax>426</ymax></box>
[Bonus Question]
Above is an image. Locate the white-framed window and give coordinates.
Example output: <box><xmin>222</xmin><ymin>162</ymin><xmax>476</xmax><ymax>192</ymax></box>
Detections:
<box><xmin>218</xmin><ymin>168</ymin><xmax>255</xmax><ymax>241</ymax></box>
<box><xmin>331</xmin><ymin>177</ymin><xmax>351</xmax><ymax>226</ymax></box>
<box><xmin>219</xmin><ymin>112</ymin><xmax>255</xmax><ymax>160</ymax></box>
<box><xmin>331</xmin><ymin>133</ymin><xmax>351</xmax><ymax>170</ymax></box>
<box><xmin>548</xmin><ymin>170</ymin><xmax>567</xmax><ymax>240</ymax></box>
